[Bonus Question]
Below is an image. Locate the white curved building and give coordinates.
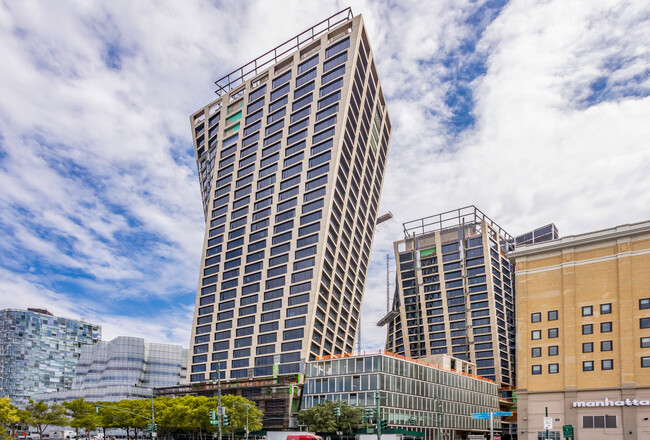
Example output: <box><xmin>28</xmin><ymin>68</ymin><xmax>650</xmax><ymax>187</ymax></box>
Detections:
<box><xmin>37</xmin><ymin>336</ymin><xmax>188</xmax><ymax>402</ymax></box>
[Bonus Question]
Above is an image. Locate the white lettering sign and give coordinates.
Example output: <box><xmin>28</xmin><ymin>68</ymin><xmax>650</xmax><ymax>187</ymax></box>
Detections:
<box><xmin>573</xmin><ymin>397</ymin><xmax>650</xmax><ymax>407</ymax></box>
<box><xmin>544</xmin><ymin>417</ymin><xmax>553</xmax><ymax>430</ymax></box>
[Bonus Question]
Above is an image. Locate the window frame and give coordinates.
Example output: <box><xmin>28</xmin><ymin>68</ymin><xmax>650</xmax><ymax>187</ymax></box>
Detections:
<box><xmin>548</xmin><ymin>310</ymin><xmax>558</xmax><ymax>321</ymax></box>
<box><xmin>531</xmin><ymin>312</ymin><xmax>542</xmax><ymax>323</ymax></box>
<box><xmin>582</xmin><ymin>360</ymin><xmax>594</xmax><ymax>371</ymax></box>
<box><xmin>600</xmin><ymin>303</ymin><xmax>612</xmax><ymax>314</ymax></box>
<box><xmin>582</xmin><ymin>305</ymin><xmax>593</xmax><ymax>317</ymax></box>
<box><xmin>641</xmin><ymin>337</ymin><xmax>650</xmax><ymax>348</ymax></box>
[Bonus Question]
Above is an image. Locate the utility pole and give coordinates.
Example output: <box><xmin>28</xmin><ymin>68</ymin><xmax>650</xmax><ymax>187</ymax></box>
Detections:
<box><xmin>216</xmin><ymin>362</ymin><xmax>223</xmax><ymax>440</ymax></box>
<box><xmin>434</xmin><ymin>394</ymin><xmax>442</xmax><ymax>440</ymax></box>
<box><xmin>150</xmin><ymin>391</ymin><xmax>155</xmax><ymax>439</ymax></box>
<box><xmin>233</xmin><ymin>401</ymin><xmax>253</xmax><ymax>440</ymax></box>
<box><xmin>375</xmin><ymin>391</ymin><xmax>381</xmax><ymax>440</ymax></box>
<box><xmin>545</xmin><ymin>407</ymin><xmax>549</xmax><ymax>439</ymax></box>
<box><xmin>386</xmin><ymin>253</ymin><xmax>390</xmax><ymax>313</ymax></box>
<box><xmin>490</xmin><ymin>412</ymin><xmax>493</xmax><ymax>440</ymax></box>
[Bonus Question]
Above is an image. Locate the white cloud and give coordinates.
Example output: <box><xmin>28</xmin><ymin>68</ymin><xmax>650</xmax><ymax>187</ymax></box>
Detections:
<box><xmin>1</xmin><ymin>0</ymin><xmax>649</xmax><ymax>354</ymax></box>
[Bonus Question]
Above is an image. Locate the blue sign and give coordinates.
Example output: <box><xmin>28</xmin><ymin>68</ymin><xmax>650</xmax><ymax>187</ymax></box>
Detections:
<box><xmin>472</xmin><ymin>413</ymin><xmax>491</xmax><ymax>419</ymax></box>
<box><xmin>493</xmin><ymin>411</ymin><xmax>513</xmax><ymax>417</ymax></box>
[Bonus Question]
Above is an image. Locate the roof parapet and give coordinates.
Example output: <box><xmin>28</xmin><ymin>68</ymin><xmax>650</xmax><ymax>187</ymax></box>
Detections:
<box><xmin>214</xmin><ymin>7</ymin><xmax>354</xmax><ymax>96</ymax></box>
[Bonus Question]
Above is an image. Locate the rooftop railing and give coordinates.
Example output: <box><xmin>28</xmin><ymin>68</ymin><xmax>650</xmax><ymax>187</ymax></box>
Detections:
<box><xmin>214</xmin><ymin>7</ymin><xmax>354</xmax><ymax>96</ymax></box>
<box><xmin>402</xmin><ymin>205</ymin><xmax>514</xmax><ymax>243</ymax></box>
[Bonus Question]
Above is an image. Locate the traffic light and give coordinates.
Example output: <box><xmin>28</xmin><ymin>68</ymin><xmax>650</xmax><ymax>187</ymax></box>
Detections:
<box><xmin>379</xmin><ymin>419</ymin><xmax>388</xmax><ymax>431</ymax></box>
<box><xmin>334</xmin><ymin>407</ymin><xmax>341</xmax><ymax>417</ymax></box>
<box><xmin>365</xmin><ymin>408</ymin><xmax>375</xmax><ymax>420</ymax></box>
<box><xmin>222</xmin><ymin>414</ymin><xmax>230</xmax><ymax>427</ymax></box>
<box><xmin>209</xmin><ymin>410</ymin><xmax>216</xmax><ymax>421</ymax></box>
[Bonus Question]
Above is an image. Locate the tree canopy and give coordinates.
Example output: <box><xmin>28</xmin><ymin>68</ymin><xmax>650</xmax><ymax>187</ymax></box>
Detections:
<box><xmin>63</xmin><ymin>399</ymin><xmax>101</xmax><ymax>440</ymax></box>
<box><xmin>1</xmin><ymin>394</ymin><xmax>263</xmax><ymax>440</ymax></box>
<box><xmin>22</xmin><ymin>400</ymin><xmax>69</xmax><ymax>440</ymax></box>
<box><xmin>297</xmin><ymin>401</ymin><xmax>362</xmax><ymax>434</ymax></box>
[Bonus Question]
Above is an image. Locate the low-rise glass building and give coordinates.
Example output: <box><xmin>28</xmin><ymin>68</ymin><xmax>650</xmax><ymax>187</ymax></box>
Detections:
<box><xmin>0</xmin><ymin>308</ymin><xmax>101</xmax><ymax>406</ymax></box>
<box><xmin>302</xmin><ymin>352</ymin><xmax>500</xmax><ymax>440</ymax></box>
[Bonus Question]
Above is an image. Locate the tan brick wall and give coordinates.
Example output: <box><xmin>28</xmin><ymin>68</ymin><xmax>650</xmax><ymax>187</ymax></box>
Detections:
<box><xmin>515</xmin><ymin>231</ymin><xmax>650</xmax><ymax>394</ymax></box>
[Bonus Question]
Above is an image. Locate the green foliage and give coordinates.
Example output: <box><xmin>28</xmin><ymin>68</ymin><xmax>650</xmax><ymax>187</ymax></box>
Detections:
<box><xmin>62</xmin><ymin>398</ymin><xmax>101</xmax><ymax>440</ymax></box>
<box><xmin>0</xmin><ymin>398</ymin><xmax>21</xmax><ymax>431</ymax></box>
<box><xmin>221</xmin><ymin>395</ymin><xmax>263</xmax><ymax>434</ymax></box>
<box><xmin>297</xmin><ymin>400</ymin><xmax>362</xmax><ymax>434</ymax></box>
<box><xmin>23</xmin><ymin>400</ymin><xmax>69</xmax><ymax>440</ymax></box>
<box><xmin>4</xmin><ymin>393</ymin><xmax>264</xmax><ymax>440</ymax></box>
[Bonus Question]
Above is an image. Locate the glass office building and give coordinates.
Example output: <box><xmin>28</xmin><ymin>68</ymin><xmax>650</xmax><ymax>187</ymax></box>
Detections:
<box><xmin>37</xmin><ymin>336</ymin><xmax>188</xmax><ymax>402</ymax></box>
<box><xmin>0</xmin><ymin>308</ymin><xmax>101</xmax><ymax>406</ymax></box>
<box><xmin>382</xmin><ymin>206</ymin><xmax>516</xmax><ymax>388</ymax></box>
<box><xmin>302</xmin><ymin>352</ymin><xmax>500</xmax><ymax>440</ymax></box>
<box><xmin>188</xmin><ymin>8</ymin><xmax>391</xmax><ymax>382</ymax></box>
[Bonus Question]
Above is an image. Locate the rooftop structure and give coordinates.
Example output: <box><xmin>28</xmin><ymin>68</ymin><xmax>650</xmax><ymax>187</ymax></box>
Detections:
<box><xmin>214</xmin><ymin>8</ymin><xmax>354</xmax><ymax>96</ymax></box>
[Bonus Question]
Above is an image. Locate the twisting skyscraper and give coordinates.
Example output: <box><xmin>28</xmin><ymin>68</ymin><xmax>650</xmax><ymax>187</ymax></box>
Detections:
<box><xmin>188</xmin><ymin>9</ymin><xmax>391</xmax><ymax>383</ymax></box>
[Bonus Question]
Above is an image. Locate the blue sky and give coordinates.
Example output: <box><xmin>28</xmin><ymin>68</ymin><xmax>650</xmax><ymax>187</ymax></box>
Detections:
<box><xmin>1</xmin><ymin>0</ymin><xmax>649</xmax><ymax>350</ymax></box>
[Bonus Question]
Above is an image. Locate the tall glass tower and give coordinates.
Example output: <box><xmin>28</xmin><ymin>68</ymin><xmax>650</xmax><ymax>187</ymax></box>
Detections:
<box><xmin>188</xmin><ymin>9</ymin><xmax>391</xmax><ymax>383</ymax></box>
<box><xmin>0</xmin><ymin>308</ymin><xmax>101</xmax><ymax>406</ymax></box>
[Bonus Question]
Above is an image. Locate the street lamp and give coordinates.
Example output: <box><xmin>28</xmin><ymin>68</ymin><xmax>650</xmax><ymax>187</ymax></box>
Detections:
<box><xmin>232</xmin><ymin>401</ymin><xmax>255</xmax><ymax>440</ymax></box>
<box><xmin>434</xmin><ymin>395</ymin><xmax>442</xmax><ymax>440</ymax></box>
<box><xmin>210</xmin><ymin>362</ymin><xmax>223</xmax><ymax>440</ymax></box>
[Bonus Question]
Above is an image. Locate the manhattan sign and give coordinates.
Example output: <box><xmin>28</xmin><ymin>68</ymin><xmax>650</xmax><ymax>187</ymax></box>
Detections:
<box><xmin>573</xmin><ymin>398</ymin><xmax>650</xmax><ymax>407</ymax></box>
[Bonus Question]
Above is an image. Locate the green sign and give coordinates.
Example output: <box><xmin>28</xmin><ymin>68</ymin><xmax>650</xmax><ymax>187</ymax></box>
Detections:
<box><xmin>563</xmin><ymin>425</ymin><xmax>573</xmax><ymax>438</ymax></box>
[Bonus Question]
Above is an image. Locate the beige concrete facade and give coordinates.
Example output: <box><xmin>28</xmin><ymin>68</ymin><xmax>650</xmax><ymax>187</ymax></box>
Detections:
<box><xmin>384</xmin><ymin>207</ymin><xmax>516</xmax><ymax>389</ymax></box>
<box><xmin>510</xmin><ymin>221</ymin><xmax>650</xmax><ymax>439</ymax></box>
<box><xmin>187</xmin><ymin>11</ymin><xmax>391</xmax><ymax>383</ymax></box>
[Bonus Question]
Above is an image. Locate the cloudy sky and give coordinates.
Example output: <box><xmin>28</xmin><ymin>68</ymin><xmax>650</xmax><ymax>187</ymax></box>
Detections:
<box><xmin>1</xmin><ymin>0</ymin><xmax>649</xmax><ymax>351</ymax></box>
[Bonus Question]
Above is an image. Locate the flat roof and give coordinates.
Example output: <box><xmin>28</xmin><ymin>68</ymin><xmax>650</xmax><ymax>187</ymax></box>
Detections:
<box><xmin>509</xmin><ymin>219</ymin><xmax>650</xmax><ymax>258</ymax></box>
<box><xmin>312</xmin><ymin>351</ymin><xmax>494</xmax><ymax>385</ymax></box>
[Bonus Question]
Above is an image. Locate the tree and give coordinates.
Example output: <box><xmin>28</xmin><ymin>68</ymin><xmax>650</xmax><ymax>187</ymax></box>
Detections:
<box><xmin>62</xmin><ymin>399</ymin><xmax>101</xmax><ymax>440</ymax></box>
<box><xmin>297</xmin><ymin>400</ymin><xmax>362</xmax><ymax>434</ymax></box>
<box><xmin>0</xmin><ymin>398</ymin><xmax>22</xmax><ymax>439</ymax></box>
<box><xmin>22</xmin><ymin>400</ymin><xmax>68</xmax><ymax>440</ymax></box>
<box><xmin>220</xmin><ymin>395</ymin><xmax>263</xmax><ymax>439</ymax></box>
<box><xmin>0</xmin><ymin>397</ymin><xmax>21</xmax><ymax>438</ymax></box>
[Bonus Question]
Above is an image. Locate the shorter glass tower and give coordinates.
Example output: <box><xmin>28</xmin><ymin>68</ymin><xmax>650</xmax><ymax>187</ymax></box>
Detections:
<box><xmin>0</xmin><ymin>308</ymin><xmax>101</xmax><ymax>406</ymax></box>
